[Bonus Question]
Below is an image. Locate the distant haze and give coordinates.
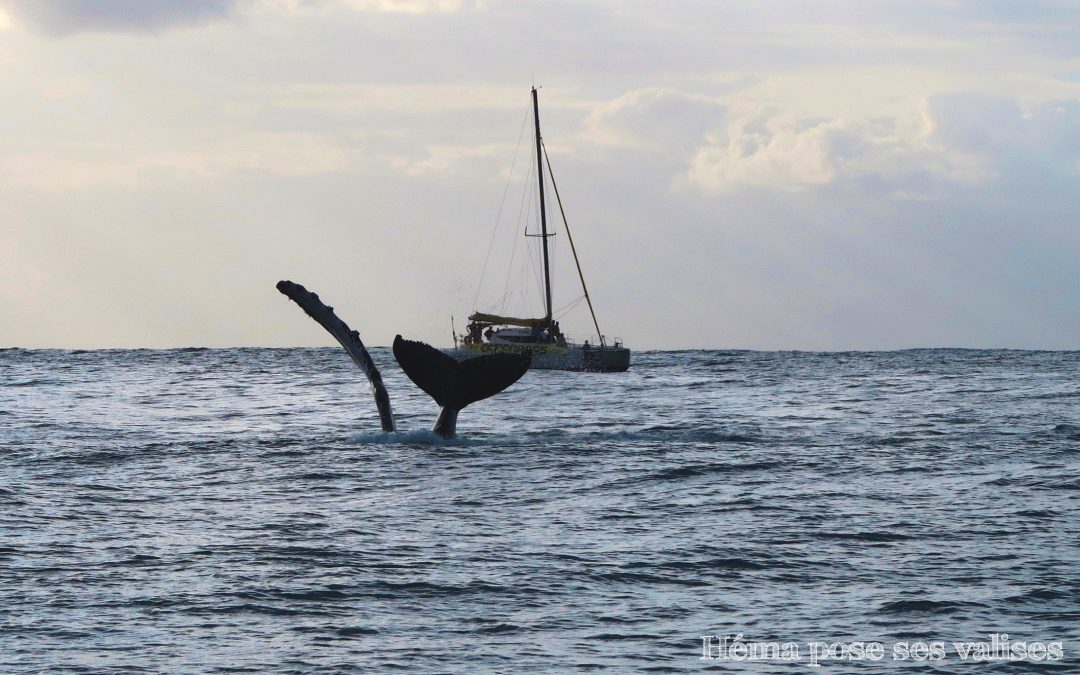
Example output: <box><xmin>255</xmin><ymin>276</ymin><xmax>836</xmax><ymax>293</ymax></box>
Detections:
<box><xmin>2</xmin><ymin>0</ymin><xmax>1078</xmax><ymax>350</ymax></box>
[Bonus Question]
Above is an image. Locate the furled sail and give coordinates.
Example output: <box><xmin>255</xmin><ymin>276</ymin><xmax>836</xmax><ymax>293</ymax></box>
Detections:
<box><xmin>468</xmin><ymin>312</ymin><xmax>548</xmax><ymax>328</ymax></box>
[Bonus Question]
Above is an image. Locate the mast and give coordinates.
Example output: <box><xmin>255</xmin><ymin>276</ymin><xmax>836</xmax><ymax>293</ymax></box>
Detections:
<box><xmin>532</xmin><ymin>86</ymin><xmax>553</xmax><ymax>326</ymax></box>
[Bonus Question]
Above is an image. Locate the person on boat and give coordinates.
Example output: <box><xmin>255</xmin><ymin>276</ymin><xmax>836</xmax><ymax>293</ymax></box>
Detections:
<box><xmin>552</xmin><ymin>317</ymin><xmax>570</xmax><ymax>345</ymax></box>
<box><xmin>464</xmin><ymin>322</ymin><xmax>481</xmax><ymax>345</ymax></box>
<box><xmin>484</xmin><ymin>326</ymin><xmax>494</xmax><ymax>342</ymax></box>
<box><xmin>530</xmin><ymin>323</ymin><xmax>543</xmax><ymax>342</ymax></box>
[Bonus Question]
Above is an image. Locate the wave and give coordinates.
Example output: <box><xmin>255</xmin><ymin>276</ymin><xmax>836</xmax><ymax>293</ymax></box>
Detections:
<box><xmin>643</xmin><ymin>461</ymin><xmax>781</xmax><ymax>482</ymax></box>
<box><xmin>878</xmin><ymin>599</ymin><xmax>986</xmax><ymax>615</ymax></box>
<box><xmin>545</xmin><ymin>425</ymin><xmax>765</xmax><ymax>445</ymax></box>
<box><xmin>815</xmin><ymin>530</ymin><xmax>913</xmax><ymax>543</ymax></box>
<box><xmin>0</xmin><ymin>486</ymin><xmax>25</xmax><ymax>504</ymax></box>
<box><xmin>1005</xmin><ymin>588</ymin><xmax>1072</xmax><ymax>604</ymax></box>
<box><xmin>3</xmin><ymin>378</ymin><xmax>58</xmax><ymax>387</ymax></box>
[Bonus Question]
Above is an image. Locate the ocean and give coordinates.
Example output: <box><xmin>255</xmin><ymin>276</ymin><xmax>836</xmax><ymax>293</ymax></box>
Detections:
<box><xmin>2</xmin><ymin>347</ymin><xmax>1078</xmax><ymax>672</ymax></box>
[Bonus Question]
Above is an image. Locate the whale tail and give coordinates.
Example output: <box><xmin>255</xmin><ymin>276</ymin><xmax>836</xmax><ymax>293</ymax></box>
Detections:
<box><xmin>393</xmin><ymin>336</ymin><xmax>531</xmax><ymax>438</ymax></box>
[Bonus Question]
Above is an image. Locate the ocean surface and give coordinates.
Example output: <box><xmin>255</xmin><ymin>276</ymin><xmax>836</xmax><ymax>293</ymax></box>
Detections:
<box><xmin>2</xmin><ymin>347</ymin><xmax>1078</xmax><ymax>673</ymax></box>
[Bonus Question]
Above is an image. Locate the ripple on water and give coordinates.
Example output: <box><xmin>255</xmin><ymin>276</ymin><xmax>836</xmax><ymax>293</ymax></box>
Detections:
<box><xmin>0</xmin><ymin>348</ymin><xmax>1078</xmax><ymax>672</ymax></box>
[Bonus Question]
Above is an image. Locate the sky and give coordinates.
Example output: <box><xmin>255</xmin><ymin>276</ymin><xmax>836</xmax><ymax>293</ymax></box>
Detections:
<box><xmin>1</xmin><ymin>0</ymin><xmax>1079</xmax><ymax>350</ymax></box>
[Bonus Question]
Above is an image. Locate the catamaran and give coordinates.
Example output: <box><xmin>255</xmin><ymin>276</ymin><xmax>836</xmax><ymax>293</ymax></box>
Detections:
<box><xmin>447</xmin><ymin>87</ymin><xmax>630</xmax><ymax>372</ymax></box>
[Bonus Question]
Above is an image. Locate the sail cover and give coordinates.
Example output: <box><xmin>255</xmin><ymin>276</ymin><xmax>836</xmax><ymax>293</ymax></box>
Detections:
<box><xmin>468</xmin><ymin>312</ymin><xmax>548</xmax><ymax>328</ymax></box>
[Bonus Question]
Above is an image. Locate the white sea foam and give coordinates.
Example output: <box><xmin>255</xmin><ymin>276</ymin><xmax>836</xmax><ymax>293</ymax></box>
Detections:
<box><xmin>345</xmin><ymin>428</ymin><xmax>478</xmax><ymax>446</ymax></box>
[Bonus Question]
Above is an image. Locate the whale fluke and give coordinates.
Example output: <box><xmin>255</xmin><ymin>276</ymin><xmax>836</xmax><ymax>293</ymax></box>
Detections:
<box><xmin>276</xmin><ymin>280</ymin><xmax>395</xmax><ymax>432</ymax></box>
<box><xmin>393</xmin><ymin>336</ymin><xmax>531</xmax><ymax>438</ymax></box>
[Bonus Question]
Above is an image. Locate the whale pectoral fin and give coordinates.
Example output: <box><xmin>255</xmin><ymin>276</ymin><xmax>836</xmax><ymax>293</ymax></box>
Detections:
<box><xmin>393</xmin><ymin>336</ymin><xmax>531</xmax><ymax>437</ymax></box>
<box><xmin>276</xmin><ymin>280</ymin><xmax>395</xmax><ymax>432</ymax></box>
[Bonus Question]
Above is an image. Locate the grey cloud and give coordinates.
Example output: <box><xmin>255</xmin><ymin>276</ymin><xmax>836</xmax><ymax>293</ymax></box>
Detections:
<box><xmin>928</xmin><ymin>94</ymin><xmax>1025</xmax><ymax>152</ymax></box>
<box><xmin>930</xmin><ymin>93</ymin><xmax>1080</xmax><ymax>176</ymax></box>
<box><xmin>676</xmin><ymin>108</ymin><xmax>988</xmax><ymax>196</ymax></box>
<box><xmin>667</xmin><ymin>92</ymin><xmax>1080</xmax><ymax>197</ymax></box>
<box><xmin>1</xmin><ymin>0</ymin><xmax>238</xmax><ymax>35</ymax></box>
<box><xmin>582</xmin><ymin>88</ymin><xmax>727</xmax><ymax>156</ymax></box>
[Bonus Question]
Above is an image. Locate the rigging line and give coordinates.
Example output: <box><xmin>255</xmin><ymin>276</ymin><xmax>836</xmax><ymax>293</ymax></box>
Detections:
<box><xmin>495</xmin><ymin>268</ymin><xmax>517</xmax><ymax>313</ymax></box>
<box><xmin>526</xmin><ymin>218</ymin><xmax>545</xmax><ymax>312</ymax></box>
<box><xmin>542</xmin><ymin>140</ymin><xmax>604</xmax><ymax>345</ymax></box>
<box><xmin>521</xmin><ymin>263</ymin><xmax>534</xmax><ymax>316</ymax></box>
<box><xmin>506</xmin><ymin>260</ymin><xmax>530</xmax><ymax>318</ymax></box>
<box><xmin>527</xmin><ymin>182</ymin><xmax>546</xmax><ymax>307</ymax></box>
<box><xmin>473</xmin><ymin>99</ymin><xmax>532</xmax><ymax>312</ymax></box>
<box><xmin>502</xmin><ymin>182</ymin><xmax>536</xmax><ymax>316</ymax></box>
<box><xmin>557</xmin><ymin>293</ymin><xmax>583</xmax><ymax>313</ymax></box>
<box><xmin>545</xmin><ymin>165</ymin><xmax>556</xmax><ymax>307</ymax></box>
<box><xmin>497</xmin><ymin>226</ymin><xmax>520</xmax><ymax>315</ymax></box>
<box><xmin>554</xmin><ymin>294</ymin><xmax>585</xmax><ymax>317</ymax></box>
<box><xmin>499</xmin><ymin>142</ymin><xmax>535</xmax><ymax>314</ymax></box>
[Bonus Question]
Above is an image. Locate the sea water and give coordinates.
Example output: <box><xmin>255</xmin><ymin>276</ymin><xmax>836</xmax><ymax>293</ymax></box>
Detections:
<box><xmin>1</xmin><ymin>348</ymin><xmax>1078</xmax><ymax>672</ymax></box>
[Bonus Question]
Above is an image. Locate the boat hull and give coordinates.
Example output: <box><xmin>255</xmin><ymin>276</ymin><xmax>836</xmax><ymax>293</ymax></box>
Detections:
<box><xmin>445</xmin><ymin>343</ymin><xmax>630</xmax><ymax>372</ymax></box>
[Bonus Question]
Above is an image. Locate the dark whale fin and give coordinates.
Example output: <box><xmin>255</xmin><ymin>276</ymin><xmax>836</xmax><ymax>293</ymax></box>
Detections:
<box><xmin>393</xmin><ymin>336</ymin><xmax>531</xmax><ymax>437</ymax></box>
<box><xmin>276</xmin><ymin>280</ymin><xmax>395</xmax><ymax>432</ymax></box>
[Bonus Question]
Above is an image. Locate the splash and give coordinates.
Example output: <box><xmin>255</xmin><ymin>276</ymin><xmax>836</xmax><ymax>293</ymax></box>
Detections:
<box><xmin>345</xmin><ymin>429</ymin><xmax>479</xmax><ymax>446</ymax></box>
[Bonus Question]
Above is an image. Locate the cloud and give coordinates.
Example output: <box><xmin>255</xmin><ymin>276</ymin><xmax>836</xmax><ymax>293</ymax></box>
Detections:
<box><xmin>263</xmin><ymin>0</ymin><xmax>474</xmax><ymax>14</ymax></box>
<box><xmin>1</xmin><ymin>132</ymin><xmax>351</xmax><ymax>189</ymax></box>
<box><xmin>263</xmin><ymin>82</ymin><xmax>523</xmax><ymax>114</ymax></box>
<box><xmin>3</xmin><ymin>1</ymin><xmax>1080</xmax><ymax>348</ymax></box>
<box><xmin>0</xmin><ymin>0</ymin><xmax>238</xmax><ymax>35</ymax></box>
<box><xmin>341</xmin><ymin>0</ymin><xmax>468</xmax><ymax>13</ymax></box>
<box><xmin>581</xmin><ymin>87</ymin><xmax>727</xmax><ymax>154</ymax></box>
<box><xmin>683</xmin><ymin>110</ymin><xmax>838</xmax><ymax>192</ymax></box>
<box><xmin>679</xmin><ymin>102</ymin><xmax>999</xmax><ymax>195</ymax></box>
<box><xmin>573</xmin><ymin>86</ymin><xmax>1047</xmax><ymax>197</ymax></box>
<box><xmin>930</xmin><ymin>93</ymin><xmax>1080</xmax><ymax>174</ymax></box>
<box><xmin>0</xmin><ymin>0</ymin><xmax>475</xmax><ymax>36</ymax></box>
<box><xmin>389</xmin><ymin>143</ymin><xmax>509</xmax><ymax>176</ymax></box>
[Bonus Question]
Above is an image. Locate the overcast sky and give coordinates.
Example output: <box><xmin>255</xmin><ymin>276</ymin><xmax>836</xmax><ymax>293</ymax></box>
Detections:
<box><xmin>2</xmin><ymin>0</ymin><xmax>1078</xmax><ymax>349</ymax></box>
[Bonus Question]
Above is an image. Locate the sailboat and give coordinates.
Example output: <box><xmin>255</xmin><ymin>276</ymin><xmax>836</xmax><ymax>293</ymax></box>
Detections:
<box><xmin>448</xmin><ymin>87</ymin><xmax>631</xmax><ymax>372</ymax></box>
